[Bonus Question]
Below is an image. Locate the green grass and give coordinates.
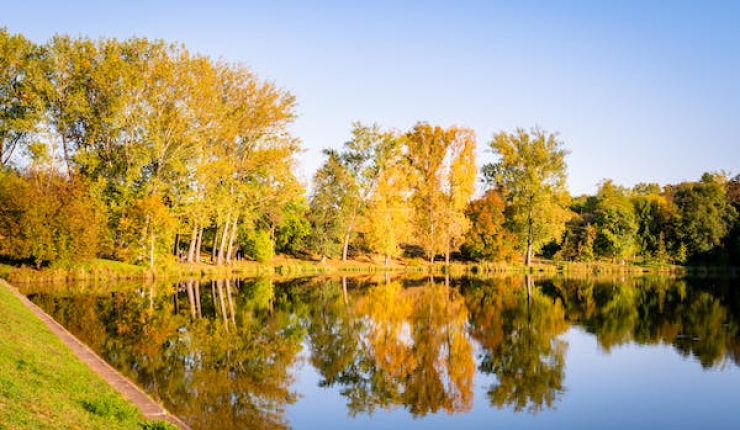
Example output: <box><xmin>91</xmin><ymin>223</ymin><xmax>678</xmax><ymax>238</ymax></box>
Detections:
<box><xmin>0</xmin><ymin>280</ymin><xmax>167</xmax><ymax>430</ymax></box>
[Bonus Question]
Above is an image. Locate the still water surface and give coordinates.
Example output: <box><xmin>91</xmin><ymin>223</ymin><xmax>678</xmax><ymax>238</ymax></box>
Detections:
<box><xmin>22</xmin><ymin>275</ymin><xmax>740</xmax><ymax>429</ymax></box>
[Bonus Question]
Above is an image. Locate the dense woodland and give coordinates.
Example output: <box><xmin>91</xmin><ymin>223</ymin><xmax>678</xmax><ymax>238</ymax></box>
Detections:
<box><xmin>2</xmin><ymin>29</ymin><xmax>739</xmax><ymax>269</ymax></box>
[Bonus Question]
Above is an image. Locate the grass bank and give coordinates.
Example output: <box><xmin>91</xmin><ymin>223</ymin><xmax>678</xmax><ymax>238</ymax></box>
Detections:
<box><xmin>0</xmin><ymin>280</ymin><xmax>176</xmax><ymax>430</ymax></box>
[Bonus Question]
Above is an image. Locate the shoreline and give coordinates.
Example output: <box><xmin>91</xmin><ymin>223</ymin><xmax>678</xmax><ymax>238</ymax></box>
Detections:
<box><xmin>0</xmin><ymin>279</ymin><xmax>190</xmax><ymax>430</ymax></box>
<box><xmin>4</xmin><ymin>256</ymin><xmax>736</xmax><ymax>285</ymax></box>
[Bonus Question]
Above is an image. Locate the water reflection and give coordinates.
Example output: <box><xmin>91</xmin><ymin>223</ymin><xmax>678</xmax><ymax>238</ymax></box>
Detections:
<box><xmin>544</xmin><ymin>277</ymin><xmax>740</xmax><ymax>368</ymax></box>
<box><xmin>306</xmin><ymin>278</ymin><xmax>474</xmax><ymax>417</ymax></box>
<box><xmin>465</xmin><ymin>276</ymin><xmax>568</xmax><ymax>413</ymax></box>
<box><xmin>22</xmin><ymin>275</ymin><xmax>740</xmax><ymax>430</ymax></box>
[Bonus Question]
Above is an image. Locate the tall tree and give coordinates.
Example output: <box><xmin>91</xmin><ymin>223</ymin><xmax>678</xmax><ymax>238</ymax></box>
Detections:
<box><xmin>0</xmin><ymin>28</ymin><xmax>47</xmax><ymax>167</ymax></box>
<box><xmin>670</xmin><ymin>172</ymin><xmax>738</xmax><ymax>262</ymax></box>
<box><xmin>593</xmin><ymin>180</ymin><xmax>638</xmax><ymax>261</ymax></box>
<box><xmin>484</xmin><ymin>128</ymin><xmax>570</xmax><ymax>266</ymax></box>
<box><xmin>309</xmin><ymin>151</ymin><xmax>358</xmax><ymax>261</ymax></box>
<box><xmin>405</xmin><ymin>123</ymin><xmax>477</xmax><ymax>264</ymax></box>
<box><xmin>335</xmin><ymin>123</ymin><xmax>398</xmax><ymax>261</ymax></box>
<box><xmin>362</xmin><ymin>161</ymin><xmax>412</xmax><ymax>266</ymax></box>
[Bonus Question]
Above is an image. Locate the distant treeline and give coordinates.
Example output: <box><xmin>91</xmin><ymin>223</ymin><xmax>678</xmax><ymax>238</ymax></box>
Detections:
<box><xmin>1</xmin><ymin>29</ymin><xmax>738</xmax><ymax>269</ymax></box>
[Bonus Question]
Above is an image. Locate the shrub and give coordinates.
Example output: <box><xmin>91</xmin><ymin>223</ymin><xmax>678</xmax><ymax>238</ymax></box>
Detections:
<box><xmin>81</xmin><ymin>393</ymin><xmax>138</xmax><ymax>421</ymax></box>
<box><xmin>140</xmin><ymin>420</ymin><xmax>180</xmax><ymax>430</ymax></box>
<box><xmin>241</xmin><ymin>229</ymin><xmax>275</xmax><ymax>263</ymax></box>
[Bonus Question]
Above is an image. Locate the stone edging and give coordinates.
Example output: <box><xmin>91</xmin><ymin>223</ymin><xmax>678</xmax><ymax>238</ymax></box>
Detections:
<box><xmin>1</xmin><ymin>280</ymin><xmax>192</xmax><ymax>430</ymax></box>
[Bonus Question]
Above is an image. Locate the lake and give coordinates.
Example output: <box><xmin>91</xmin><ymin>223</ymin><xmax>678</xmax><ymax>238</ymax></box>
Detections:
<box><xmin>21</xmin><ymin>274</ymin><xmax>740</xmax><ymax>429</ymax></box>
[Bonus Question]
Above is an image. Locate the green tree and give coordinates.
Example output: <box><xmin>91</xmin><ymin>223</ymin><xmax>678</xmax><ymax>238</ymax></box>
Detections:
<box><xmin>593</xmin><ymin>180</ymin><xmax>638</xmax><ymax>260</ymax></box>
<box><xmin>333</xmin><ymin>123</ymin><xmax>399</xmax><ymax>261</ymax></box>
<box><xmin>0</xmin><ymin>28</ymin><xmax>47</xmax><ymax>167</ymax></box>
<box><xmin>484</xmin><ymin>128</ymin><xmax>570</xmax><ymax>266</ymax></box>
<box><xmin>670</xmin><ymin>173</ymin><xmax>737</xmax><ymax>262</ymax></box>
<box><xmin>309</xmin><ymin>151</ymin><xmax>358</xmax><ymax>261</ymax></box>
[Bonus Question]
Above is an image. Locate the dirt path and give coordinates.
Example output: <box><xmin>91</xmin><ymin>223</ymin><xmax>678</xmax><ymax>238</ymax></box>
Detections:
<box><xmin>2</xmin><ymin>281</ymin><xmax>192</xmax><ymax>430</ymax></box>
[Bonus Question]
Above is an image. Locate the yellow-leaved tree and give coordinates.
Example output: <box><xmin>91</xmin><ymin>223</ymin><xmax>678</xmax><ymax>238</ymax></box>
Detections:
<box><xmin>404</xmin><ymin>123</ymin><xmax>477</xmax><ymax>264</ymax></box>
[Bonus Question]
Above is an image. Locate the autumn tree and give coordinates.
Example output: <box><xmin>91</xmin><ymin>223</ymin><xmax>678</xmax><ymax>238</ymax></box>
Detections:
<box><xmin>405</xmin><ymin>123</ymin><xmax>477</xmax><ymax>264</ymax></box>
<box><xmin>461</xmin><ymin>189</ymin><xmax>515</xmax><ymax>262</ymax></box>
<box><xmin>361</xmin><ymin>133</ymin><xmax>412</xmax><ymax>266</ymax></box>
<box><xmin>484</xmin><ymin>128</ymin><xmax>570</xmax><ymax>266</ymax></box>
<box><xmin>0</xmin><ymin>144</ymin><xmax>103</xmax><ymax>267</ymax></box>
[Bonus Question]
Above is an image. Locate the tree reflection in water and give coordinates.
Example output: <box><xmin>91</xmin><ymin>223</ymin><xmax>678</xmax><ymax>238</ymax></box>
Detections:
<box><xmin>306</xmin><ymin>276</ymin><xmax>474</xmax><ymax>417</ymax></box>
<box><xmin>29</xmin><ymin>277</ymin><xmax>305</xmax><ymax>430</ymax></box>
<box><xmin>465</xmin><ymin>275</ymin><xmax>569</xmax><ymax>413</ymax></box>
<box><xmin>22</xmin><ymin>274</ymin><xmax>740</xmax><ymax>430</ymax></box>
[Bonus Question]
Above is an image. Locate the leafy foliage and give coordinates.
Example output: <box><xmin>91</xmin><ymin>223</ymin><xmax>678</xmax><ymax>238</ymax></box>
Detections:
<box><xmin>484</xmin><ymin>128</ymin><xmax>570</xmax><ymax>265</ymax></box>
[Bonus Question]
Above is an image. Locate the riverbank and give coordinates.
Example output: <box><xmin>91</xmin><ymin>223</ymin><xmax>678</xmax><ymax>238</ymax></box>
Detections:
<box><xmin>0</xmin><ymin>280</ymin><xmax>181</xmax><ymax>430</ymax></box>
<box><xmin>2</xmin><ymin>255</ymin><xmax>731</xmax><ymax>285</ymax></box>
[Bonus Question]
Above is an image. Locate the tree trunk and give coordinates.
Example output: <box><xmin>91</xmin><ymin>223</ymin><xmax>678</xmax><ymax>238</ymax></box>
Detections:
<box><xmin>173</xmin><ymin>233</ymin><xmax>180</xmax><ymax>257</ymax></box>
<box><xmin>385</xmin><ymin>254</ymin><xmax>389</xmax><ymax>268</ymax></box>
<box><xmin>342</xmin><ymin>205</ymin><xmax>361</xmax><ymax>262</ymax></box>
<box><xmin>226</xmin><ymin>217</ymin><xmax>238</xmax><ymax>264</ymax></box>
<box><xmin>150</xmin><ymin>232</ymin><xmax>155</xmax><ymax>269</ymax></box>
<box><xmin>211</xmin><ymin>226</ymin><xmax>219</xmax><ymax>263</ymax></box>
<box><xmin>216</xmin><ymin>280</ymin><xmax>229</xmax><ymax>331</ymax></box>
<box><xmin>195</xmin><ymin>226</ymin><xmax>204</xmax><ymax>263</ymax></box>
<box><xmin>186</xmin><ymin>278</ymin><xmax>196</xmax><ymax>321</ymax></box>
<box><xmin>114</xmin><ymin>229</ymin><xmax>122</xmax><ymax>255</ymax></box>
<box><xmin>526</xmin><ymin>202</ymin><xmax>534</xmax><ymax>267</ymax></box>
<box><xmin>342</xmin><ymin>232</ymin><xmax>351</xmax><ymax>262</ymax></box>
<box><xmin>226</xmin><ymin>279</ymin><xmax>236</xmax><ymax>326</ymax></box>
<box><xmin>342</xmin><ymin>276</ymin><xmax>348</xmax><ymax>306</ymax></box>
<box><xmin>173</xmin><ymin>284</ymin><xmax>180</xmax><ymax>314</ymax></box>
<box><xmin>210</xmin><ymin>281</ymin><xmax>217</xmax><ymax>317</ymax></box>
<box><xmin>195</xmin><ymin>280</ymin><xmax>202</xmax><ymax>319</ymax></box>
<box><xmin>187</xmin><ymin>224</ymin><xmax>198</xmax><ymax>263</ymax></box>
<box><xmin>217</xmin><ymin>214</ymin><xmax>231</xmax><ymax>266</ymax></box>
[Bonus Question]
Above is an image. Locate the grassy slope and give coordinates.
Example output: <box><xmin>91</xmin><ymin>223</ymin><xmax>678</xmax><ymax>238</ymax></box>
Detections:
<box><xmin>0</xmin><ymin>281</ymin><xmax>149</xmax><ymax>430</ymax></box>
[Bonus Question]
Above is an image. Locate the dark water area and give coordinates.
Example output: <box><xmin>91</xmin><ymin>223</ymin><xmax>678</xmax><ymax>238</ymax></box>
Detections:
<box><xmin>22</xmin><ymin>275</ymin><xmax>740</xmax><ymax>429</ymax></box>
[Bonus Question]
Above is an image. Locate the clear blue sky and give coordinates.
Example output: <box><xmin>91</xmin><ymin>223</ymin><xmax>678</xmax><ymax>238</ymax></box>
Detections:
<box><xmin>4</xmin><ymin>0</ymin><xmax>739</xmax><ymax>195</ymax></box>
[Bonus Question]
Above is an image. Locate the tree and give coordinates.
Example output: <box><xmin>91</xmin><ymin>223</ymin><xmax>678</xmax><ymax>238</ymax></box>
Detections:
<box><xmin>0</xmin><ymin>145</ymin><xmax>103</xmax><ymax>268</ymax></box>
<box><xmin>405</xmin><ymin>123</ymin><xmax>477</xmax><ymax>264</ymax></box>
<box><xmin>670</xmin><ymin>173</ymin><xmax>738</xmax><ymax>262</ymax></box>
<box><xmin>333</xmin><ymin>123</ymin><xmax>398</xmax><ymax>261</ymax></box>
<box><xmin>361</xmin><ymin>136</ymin><xmax>412</xmax><ymax>266</ymax></box>
<box><xmin>309</xmin><ymin>151</ymin><xmax>358</xmax><ymax>261</ymax></box>
<box><xmin>484</xmin><ymin>128</ymin><xmax>570</xmax><ymax>266</ymax></box>
<box><xmin>0</xmin><ymin>28</ymin><xmax>47</xmax><ymax>167</ymax></box>
<box><xmin>461</xmin><ymin>190</ymin><xmax>515</xmax><ymax>261</ymax></box>
<box><xmin>592</xmin><ymin>180</ymin><xmax>638</xmax><ymax>260</ymax></box>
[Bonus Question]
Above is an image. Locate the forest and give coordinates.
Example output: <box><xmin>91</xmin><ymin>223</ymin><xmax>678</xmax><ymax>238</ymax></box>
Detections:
<box><xmin>2</xmin><ymin>28</ymin><xmax>739</xmax><ymax>270</ymax></box>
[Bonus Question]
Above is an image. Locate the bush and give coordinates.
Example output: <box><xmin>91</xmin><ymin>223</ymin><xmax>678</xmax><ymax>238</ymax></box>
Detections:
<box><xmin>140</xmin><ymin>420</ymin><xmax>180</xmax><ymax>430</ymax></box>
<box><xmin>81</xmin><ymin>393</ymin><xmax>138</xmax><ymax>421</ymax></box>
<box><xmin>241</xmin><ymin>229</ymin><xmax>275</xmax><ymax>263</ymax></box>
